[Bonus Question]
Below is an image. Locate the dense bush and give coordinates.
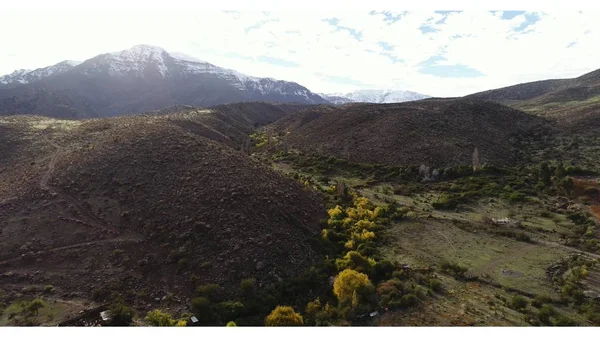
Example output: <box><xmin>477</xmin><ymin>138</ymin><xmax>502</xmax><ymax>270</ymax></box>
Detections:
<box><xmin>145</xmin><ymin>309</ymin><xmax>178</xmax><ymax>326</ymax></box>
<box><xmin>510</xmin><ymin>295</ymin><xmax>528</xmax><ymax>310</ymax></box>
<box><xmin>537</xmin><ymin>304</ymin><xmax>557</xmax><ymax>325</ymax></box>
<box><xmin>215</xmin><ymin>301</ymin><xmax>245</xmax><ymax>322</ymax></box>
<box><xmin>335</xmin><ymin>251</ymin><xmax>377</xmax><ymax>275</ymax></box>
<box><xmin>264</xmin><ymin>306</ymin><xmax>304</xmax><ymax>326</ymax></box>
<box><xmin>440</xmin><ymin>261</ymin><xmax>468</xmax><ymax>278</ymax></box>
<box><xmin>531</xmin><ymin>295</ymin><xmax>554</xmax><ymax>308</ymax></box>
<box><xmin>191</xmin><ymin>297</ymin><xmax>212</xmax><ymax>319</ymax></box>
<box><xmin>432</xmin><ymin>194</ymin><xmax>460</xmax><ymax>210</ymax></box>
<box><xmin>196</xmin><ymin>284</ymin><xmax>223</xmax><ymax>301</ymax></box>
<box><xmin>240</xmin><ymin>278</ymin><xmax>256</xmax><ymax>296</ymax></box>
<box><xmin>108</xmin><ymin>302</ymin><xmax>135</xmax><ymax>326</ymax></box>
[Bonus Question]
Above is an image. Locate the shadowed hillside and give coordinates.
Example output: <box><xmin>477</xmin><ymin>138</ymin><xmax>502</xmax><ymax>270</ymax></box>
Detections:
<box><xmin>271</xmin><ymin>98</ymin><xmax>549</xmax><ymax>168</ymax></box>
<box><xmin>0</xmin><ymin>104</ymin><xmax>326</xmax><ymax>316</ymax></box>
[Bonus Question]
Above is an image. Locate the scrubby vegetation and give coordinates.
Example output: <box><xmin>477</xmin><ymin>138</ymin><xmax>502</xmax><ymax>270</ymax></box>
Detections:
<box><xmin>4</xmin><ymin>298</ymin><xmax>47</xmax><ymax>326</ymax></box>
<box><xmin>264</xmin><ymin>306</ymin><xmax>304</xmax><ymax>326</ymax></box>
<box><xmin>145</xmin><ymin>309</ymin><xmax>186</xmax><ymax>326</ymax></box>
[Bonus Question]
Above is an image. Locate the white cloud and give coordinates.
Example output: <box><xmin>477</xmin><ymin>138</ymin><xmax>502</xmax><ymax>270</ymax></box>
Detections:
<box><xmin>0</xmin><ymin>8</ymin><xmax>599</xmax><ymax>97</ymax></box>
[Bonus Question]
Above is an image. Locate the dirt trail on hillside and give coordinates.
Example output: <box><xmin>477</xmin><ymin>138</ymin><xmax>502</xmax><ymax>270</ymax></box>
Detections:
<box><xmin>39</xmin><ymin>144</ymin><xmax>117</xmax><ymax>234</ymax></box>
<box><xmin>0</xmin><ymin>141</ymin><xmax>147</xmax><ymax>266</ymax></box>
<box><xmin>534</xmin><ymin>238</ymin><xmax>600</xmax><ymax>260</ymax></box>
<box><xmin>0</xmin><ymin>235</ymin><xmax>144</xmax><ymax>265</ymax></box>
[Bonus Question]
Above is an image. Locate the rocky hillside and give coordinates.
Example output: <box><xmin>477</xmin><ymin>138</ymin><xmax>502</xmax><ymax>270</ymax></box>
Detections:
<box><xmin>0</xmin><ymin>103</ymin><xmax>325</xmax><ymax>307</ymax></box>
<box><xmin>467</xmin><ymin>67</ymin><xmax>600</xmax><ymax>134</ymax></box>
<box><xmin>272</xmin><ymin>98</ymin><xmax>549</xmax><ymax>168</ymax></box>
<box><xmin>468</xmin><ymin>68</ymin><xmax>600</xmax><ymax>106</ymax></box>
<box><xmin>0</xmin><ymin>45</ymin><xmax>327</xmax><ymax>119</ymax></box>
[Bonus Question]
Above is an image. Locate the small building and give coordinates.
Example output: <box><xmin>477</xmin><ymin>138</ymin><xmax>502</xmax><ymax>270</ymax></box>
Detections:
<box><xmin>100</xmin><ymin>310</ymin><xmax>112</xmax><ymax>323</ymax></box>
<box><xmin>188</xmin><ymin>316</ymin><xmax>199</xmax><ymax>326</ymax></box>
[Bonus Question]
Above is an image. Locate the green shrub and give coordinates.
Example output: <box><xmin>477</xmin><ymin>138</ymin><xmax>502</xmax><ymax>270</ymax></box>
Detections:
<box><xmin>537</xmin><ymin>304</ymin><xmax>557</xmax><ymax>325</ymax></box>
<box><xmin>92</xmin><ymin>287</ymin><xmax>110</xmax><ymax>302</ymax></box>
<box><xmin>377</xmin><ymin>279</ymin><xmax>403</xmax><ymax>308</ymax></box>
<box><xmin>196</xmin><ymin>283</ymin><xmax>222</xmax><ymax>301</ymax></box>
<box><xmin>399</xmin><ymin>293</ymin><xmax>419</xmax><ymax>308</ymax></box>
<box><xmin>508</xmin><ymin>191</ymin><xmax>526</xmax><ymax>202</ymax></box>
<box><xmin>21</xmin><ymin>286</ymin><xmax>39</xmax><ymax>294</ymax></box>
<box><xmin>428</xmin><ymin>279</ymin><xmax>443</xmax><ymax>293</ymax></box>
<box><xmin>510</xmin><ymin>295</ymin><xmax>528</xmax><ymax>310</ymax></box>
<box><xmin>177</xmin><ymin>258</ymin><xmax>188</xmax><ymax>272</ymax></box>
<box><xmin>108</xmin><ymin>302</ymin><xmax>134</xmax><ymax>326</ymax></box>
<box><xmin>432</xmin><ymin>194</ymin><xmax>459</xmax><ymax>210</ymax></box>
<box><xmin>26</xmin><ymin>298</ymin><xmax>46</xmax><ymax>316</ymax></box>
<box><xmin>111</xmin><ymin>249</ymin><xmax>125</xmax><ymax>257</ymax></box>
<box><xmin>373</xmin><ymin>259</ymin><xmax>395</xmax><ymax>282</ymax></box>
<box><xmin>191</xmin><ymin>297</ymin><xmax>211</xmax><ymax>318</ymax></box>
<box><xmin>240</xmin><ymin>278</ymin><xmax>256</xmax><ymax>295</ymax></box>
<box><xmin>335</xmin><ymin>251</ymin><xmax>377</xmax><ymax>275</ymax></box>
<box><xmin>145</xmin><ymin>309</ymin><xmax>176</xmax><ymax>326</ymax></box>
<box><xmin>43</xmin><ymin>285</ymin><xmax>55</xmax><ymax>293</ymax></box>
<box><xmin>531</xmin><ymin>295</ymin><xmax>553</xmax><ymax>308</ymax></box>
<box><xmin>440</xmin><ymin>261</ymin><xmax>468</xmax><ymax>278</ymax></box>
<box><xmin>216</xmin><ymin>301</ymin><xmax>245</xmax><ymax>322</ymax></box>
<box><xmin>554</xmin><ymin>315</ymin><xmax>577</xmax><ymax>326</ymax></box>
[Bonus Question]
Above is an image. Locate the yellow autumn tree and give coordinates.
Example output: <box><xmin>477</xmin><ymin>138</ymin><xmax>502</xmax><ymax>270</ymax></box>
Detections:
<box><xmin>351</xmin><ymin>229</ymin><xmax>376</xmax><ymax>242</ymax></box>
<box><xmin>333</xmin><ymin>269</ymin><xmax>373</xmax><ymax>305</ymax></box>
<box><xmin>265</xmin><ymin>306</ymin><xmax>304</xmax><ymax>326</ymax></box>
<box><xmin>327</xmin><ymin>205</ymin><xmax>344</xmax><ymax>220</ymax></box>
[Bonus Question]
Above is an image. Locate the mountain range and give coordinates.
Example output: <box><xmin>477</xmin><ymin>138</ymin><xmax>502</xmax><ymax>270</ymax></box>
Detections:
<box><xmin>0</xmin><ymin>45</ymin><xmax>433</xmax><ymax>119</ymax></box>
<box><xmin>0</xmin><ymin>45</ymin><xmax>330</xmax><ymax>118</ymax></box>
<box><xmin>319</xmin><ymin>90</ymin><xmax>430</xmax><ymax>105</ymax></box>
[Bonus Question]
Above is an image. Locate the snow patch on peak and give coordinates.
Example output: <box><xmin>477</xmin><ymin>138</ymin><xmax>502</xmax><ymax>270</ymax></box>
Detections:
<box><xmin>321</xmin><ymin>89</ymin><xmax>430</xmax><ymax>104</ymax></box>
<box><xmin>171</xmin><ymin>52</ymin><xmax>206</xmax><ymax>64</ymax></box>
<box><xmin>105</xmin><ymin>44</ymin><xmax>170</xmax><ymax>77</ymax></box>
<box><xmin>114</xmin><ymin>44</ymin><xmax>168</xmax><ymax>57</ymax></box>
<box><xmin>60</xmin><ymin>60</ymin><xmax>82</xmax><ymax>67</ymax></box>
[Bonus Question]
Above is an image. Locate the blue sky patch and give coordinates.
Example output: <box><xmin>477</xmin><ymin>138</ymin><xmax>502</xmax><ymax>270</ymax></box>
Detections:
<box><xmin>514</xmin><ymin>13</ymin><xmax>539</xmax><ymax>32</ymax></box>
<box><xmin>433</xmin><ymin>11</ymin><xmax>461</xmax><ymax>25</ymax></box>
<box><xmin>245</xmin><ymin>20</ymin><xmax>271</xmax><ymax>33</ymax></box>
<box><xmin>379</xmin><ymin>42</ymin><xmax>394</xmax><ymax>52</ymax></box>
<box><xmin>500</xmin><ymin>11</ymin><xmax>525</xmax><ymax>20</ymax></box>
<box><xmin>323</xmin><ymin>17</ymin><xmax>362</xmax><ymax>41</ymax></box>
<box><xmin>418</xmin><ymin>55</ymin><xmax>483</xmax><ymax>78</ymax></box>
<box><xmin>419</xmin><ymin>25</ymin><xmax>438</xmax><ymax>34</ymax></box>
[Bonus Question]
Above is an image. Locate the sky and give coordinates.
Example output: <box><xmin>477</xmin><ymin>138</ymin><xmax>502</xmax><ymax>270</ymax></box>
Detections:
<box><xmin>0</xmin><ymin>7</ymin><xmax>599</xmax><ymax>97</ymax></box>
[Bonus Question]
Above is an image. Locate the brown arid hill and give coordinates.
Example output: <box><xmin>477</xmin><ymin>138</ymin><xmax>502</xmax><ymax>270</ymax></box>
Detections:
<box><xmin>0</xmin><ymin>104</ymin><xmax>325</xmax><ymax>311</ymax></box>
<box><xmin>466</xmin><ymin>68</ymin><xmax>600</xmax><ymax>134</ymax></box>
<box><xmin>467</xmin><ymin>68</ymin><xmax>600</xmax><ymax>106</ymax></box>
<box><xmin>271</xmin><ymin>98</ymin><xmax>549</xmax><ymax>168</ymax></box>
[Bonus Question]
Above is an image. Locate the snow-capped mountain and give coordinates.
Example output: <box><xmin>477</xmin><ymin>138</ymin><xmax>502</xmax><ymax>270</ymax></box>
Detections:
<box><xmin>320</xmin><ymin>89</ymin><xmax>430</xmax><ymax>105</ymax></box>
<box><xmin>0</xmin><ymin>60</ymin><xmax>81</xmax><ymax>87</ymax></box>
<box><xmin>0</xmin><ymin>44</ymin><xmax>327</xmax><ymax>118</ymax></box>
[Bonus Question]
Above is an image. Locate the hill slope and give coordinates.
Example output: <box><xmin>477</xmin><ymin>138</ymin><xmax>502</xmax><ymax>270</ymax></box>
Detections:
<box><xmin>466</xmin><ymin>68</ymin><xmax>600</xmax><ymax>133</ymax></box>
<box><xmin>0</xmin><ymin>104</ymin><xmax>325</xmax><ymax>308</ymax></box>
<box><xmin>0</xmin><ymin>45</ymin><xmax>327</xmax><ymax>119</ymax></box>
<box><xmin>272</xmin><ymin>98</ymin><xmax>548</xmax><ymax>167</ymax></box>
